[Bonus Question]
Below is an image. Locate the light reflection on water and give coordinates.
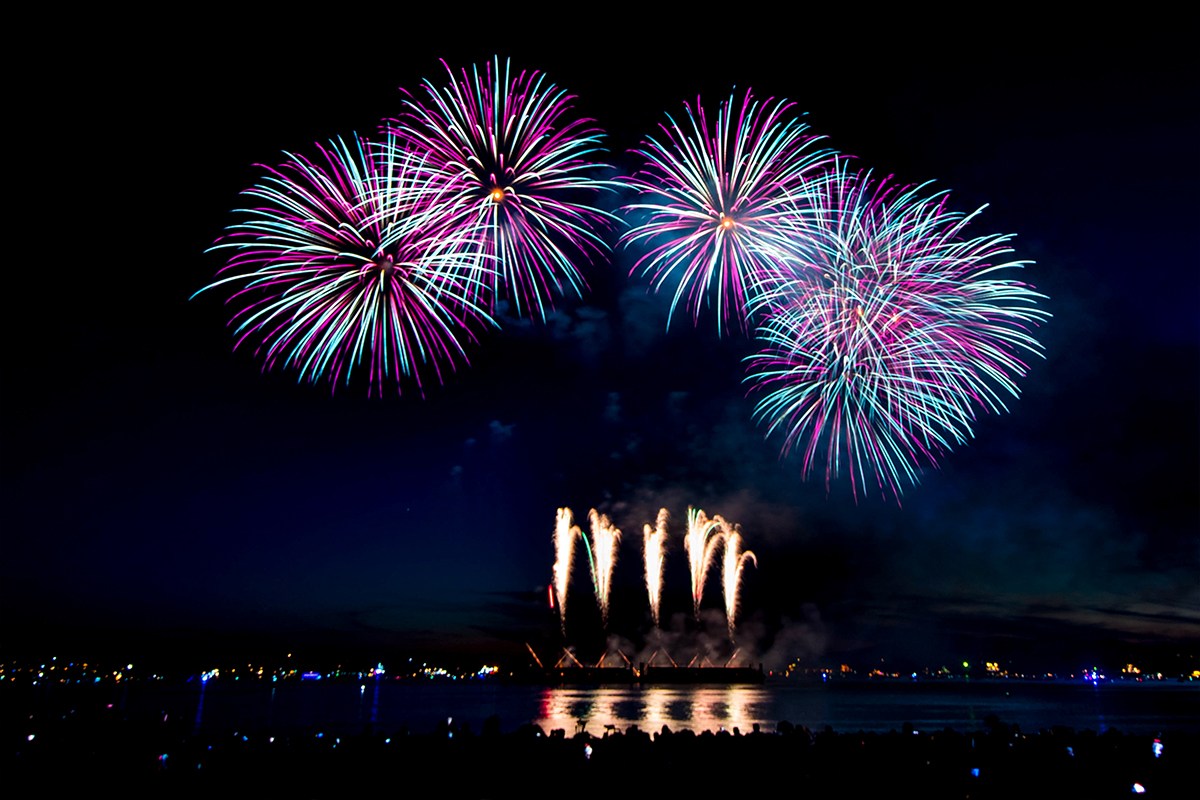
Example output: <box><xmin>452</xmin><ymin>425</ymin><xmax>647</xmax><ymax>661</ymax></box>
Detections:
<box><xmin>536</xmin><ymin>685</ymin><xmax>772</xmax><ymax>735</ymax></box>
<box><xmin>106</xmin><ymin>678</ymin><xmax>1199</xmax><ymax>738</ymax></box>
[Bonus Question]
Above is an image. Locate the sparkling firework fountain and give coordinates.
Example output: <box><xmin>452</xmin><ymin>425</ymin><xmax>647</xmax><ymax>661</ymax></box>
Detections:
<box><xmin>683</xmin><ymin>507</ymin><xmax>723</xmax><ymax>621</ymax></box>
<box><xmin>642</xmin><ymin>508</ymin><xmax>670</xmax><ymax>628</ymax></box>
<box><xmin>552</xmin><ymin>508</ymin><xmax>580</xmax><ymax>633</ymax></box>
<box><xmin>717</xmin><ymin>518</ymin><xmax>757</xmax><ymax>639</ymax></box>
<box><xmin>586</xmin><ymin>510</ymin><xmax>622</xmax><ymax>628</ymax></box>
<box><xmin>550</xmin><ymin>503</ymin><xmax>759</xmax><ymax>657</ymax></box>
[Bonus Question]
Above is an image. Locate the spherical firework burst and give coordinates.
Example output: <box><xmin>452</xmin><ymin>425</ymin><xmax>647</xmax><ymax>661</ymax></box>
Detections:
<box><xmin>745</xmin><ymin>161</ymin><xmax>1050</xmax><ymax>501</ymax></box>
<box><xmin>621</xmin><ymin>89</ymin><xmax>835</xmax><ymax>335</ymax></box>
<box><xmin>197</xmin><ymin>133</ymin><xmax>496</xmax><ymax>396</ymax></box>
<box><xmin>389</xmin><ymin>57</ymin><xmax>625</xmax><ymax>322</ymax></box>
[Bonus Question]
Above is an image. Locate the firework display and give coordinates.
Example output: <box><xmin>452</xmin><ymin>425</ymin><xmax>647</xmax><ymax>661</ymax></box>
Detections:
<box><xmin>199</xmin><ymin>56</ymin><xmax>1048</xmax><ymax>501</ymax></box>
<box><xmin>552</xmin><ymin>508</ymin><xmax>580</xmax><ymax>632</ymax></box>
<box><xmin>620</xmin><ymin>89</ymin><xmax>835</xmax><ymax>335</ymax></box>
<box><xmin>389</xmin><ymin>57</ymin><xmax>625</xmax><ymax>322</ymax></box>
<box><xmin>554</xmin><ymin>505</ymin><xmax>757</xmax><ymax>640</ymax></box>
<box><xmin>718</xmin><ymin>518</ymin><xmax>757</xmax><ymax>638</ymax></box>
<box><xmin>196</xmin><ymin>133</ymin><xmax>495</xmax><ymax>396</ymax></box>
<box><xmin>199</xmin><ymin>58</ymin><xmax>622</xmax><ymax>394</ymax></box>
<box><xmin>586</xmin><ymin>509</ymin><xmax>622</xmax><ymax>627</ymax></box>
<box><xmin>683</xmin><ymin>507</ymin><xmax>725</xmax><ymax>621</ymax></box>
<box><xmin>643</xmin><ymin>508</ymin><xmax>670</xmax><ymax>629</ymax></box>
<box><xmin>744</xmin><ymin>161</ymin><xmax>1050</xmax><ymax>500</ymax></box>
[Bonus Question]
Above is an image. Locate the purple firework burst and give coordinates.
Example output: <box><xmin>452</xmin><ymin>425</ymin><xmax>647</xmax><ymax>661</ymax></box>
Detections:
<box><xmin>744</xmin><ymin>161</ymin><xmax>1050</xmax><ymax>501</ymax></box>
<box><xmin>621</xmin><ymin>89</ymin><xmax>836</xmax><ymax>336</ymax></box>
<box><xmin>196</xmin><ymin>133</ymin><xmax>496</xmax><ymax>397</ymax></box>
<box><xmin>388</xmin><ymin>57</ymin><xmax>626</xmax><ymax>322</ymax></box>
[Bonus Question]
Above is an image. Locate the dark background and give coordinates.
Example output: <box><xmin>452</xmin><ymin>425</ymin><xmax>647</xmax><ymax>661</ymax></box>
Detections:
<box><xmin>4</xmin><ymin>10</ymin><xmax>1196</xmax><ymax>675</ymax></box>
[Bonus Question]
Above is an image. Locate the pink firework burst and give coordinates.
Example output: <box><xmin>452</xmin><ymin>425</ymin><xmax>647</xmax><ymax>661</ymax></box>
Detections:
<box><xmin>197</xmin><ymin>133</ymin><xmax>496</xmax><ymax>397</ymax></box>
<box><xmin>388</xmin><ymin>57</ymin><xmax>626</xmax><ymax>322</ymax></box>
<box><xmin>621</xmin><ymin>88</ymin><xmax>835</xmax><ymax>336</ymax></box>
<box><xmin>745</xmin><ymin>160</ymin><xmax>1050</xmax><ymax>501</ymax></box>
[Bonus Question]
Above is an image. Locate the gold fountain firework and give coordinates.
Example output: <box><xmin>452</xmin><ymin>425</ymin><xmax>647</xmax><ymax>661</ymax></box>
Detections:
<box><xmin>642</xmin><ymin>507</ymin><xmax>670</xmax><ymax>628</ymax></box>
<box><xmin>684</xmin><ymin>506</ymin><xmax>723</xmax><ymax>621</ymax></box>
<box><xmin>717</xmin><ymin>518</ymin><xmax>757</xmax><ymax>639</ymax></box>
<box><xmin>551</xmin><ymin>504</ymin><xmax>757</xmax><ymax>638</ymax></box>
<box><xmin>552</xmin><ymin>507</ymin><xmax>580</xmax><ymax>632</ymax></box>
<box><xmin>586</xmin><ymin>509</ymin><xmax>622</xmax><ymax>627</ymax></box>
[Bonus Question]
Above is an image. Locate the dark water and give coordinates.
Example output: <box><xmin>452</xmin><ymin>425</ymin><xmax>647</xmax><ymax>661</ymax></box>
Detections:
<box><xmin>67</xmin><ymin>678</ymin><xmax>1200</xmax><ymax>738</ymax></box>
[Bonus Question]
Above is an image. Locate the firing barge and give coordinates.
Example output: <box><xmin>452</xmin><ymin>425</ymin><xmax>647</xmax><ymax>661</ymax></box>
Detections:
<box><xmin>530</xmin><ymin>646</ymin><xmax>765</xmax><ymax>685</ymax></box>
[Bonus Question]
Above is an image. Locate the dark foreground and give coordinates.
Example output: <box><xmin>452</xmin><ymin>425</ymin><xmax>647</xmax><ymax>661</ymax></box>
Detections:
<box><xmin>5</xmin><ymin>711</ymin><xmax>1195</xmax><ymax>800</ymax></box>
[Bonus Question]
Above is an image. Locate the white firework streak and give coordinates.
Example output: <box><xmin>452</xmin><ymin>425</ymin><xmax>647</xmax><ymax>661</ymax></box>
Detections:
<box><xmin>683</xmin><ymin>506</ymin><xmax>723</xmax><ymax>620</ymax></box>
<box><xmin>643</xmin><ymin>508</ymin><xmax>670</xmax><ymax>628</ymax></box>
<box><xmin>587</xmin><ymin>509</ymin><xmax>622</xmax><ymax>627</ymax></box>
<box><xmin>553</xmin><ymin>507</ymin><xmax>580</xmax><ymax>633</ymax></box>
<box><xmin>717</xmin><ymin>516</ymin><xmax>757</xmax><ymax>638</ymax></box>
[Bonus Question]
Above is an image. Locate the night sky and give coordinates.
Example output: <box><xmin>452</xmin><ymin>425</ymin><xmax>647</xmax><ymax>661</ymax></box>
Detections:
<box><xmin>4</xmin><ymin>12</ymin><xmax>1197</xmax><ymax>675</ymax></box>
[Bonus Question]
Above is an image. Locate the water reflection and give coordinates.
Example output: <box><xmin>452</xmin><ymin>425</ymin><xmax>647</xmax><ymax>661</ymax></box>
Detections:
<box><xmin>145</xmin><ymin>678</ymin><xmax>1195</xmax><ymax>739</ymax></box>
<box><xmin>535</xmin><ymin>685</ymin><xmax>771</xmax><ymax>735</ymax></box>
<box><xmin>611</xmin><ymin>699</ymin><xmax>643</xmax><ymax>721</ymax></box>
<box><xmin>665</xmin><ymin>696</ymin><xmax>692</xmax><ymax>722</ymax></box>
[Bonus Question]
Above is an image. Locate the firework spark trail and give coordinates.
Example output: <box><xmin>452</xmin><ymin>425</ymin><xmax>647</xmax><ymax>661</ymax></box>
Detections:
<box><xmin>390</xmin><ymin>56</ymin><xmax>627</xmax><ymax>322</ymax></box>
<box><xmin>553</xmin><ymin>508</ymin><xmax>580</xmax><ymax>633</ymax></box>
<box><xmin>587</xmin><ymin>509</ymin><xmax>622</xmax><ymax>627</ymax></box>
<box><xmin>683</xmin><ymin>507</ymin><xmax>723</xmax><ymax>620</ymax></box>
<box><xmin>745</xmin><ymin>160</ymin><xmax>1050</xmax><ymax>501</ymax></box>
<box><xmin>196</xmin><ymin>133</ymin><xmax>496</xmax><ymax>396</ymax></box>
<box><xmin>716</xmin><ymin>518</ymin><xmax>757</xmax><ymax>639</ymax></box>
<box><xmin>642</xmin><ymin>508</ymin><xmax>670</xmax><ymax>629</ymax></box>
<box><xmin>621</xmin><ymin>89</ymin><xmax>835</xmax><ymax>336</ymax></box>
